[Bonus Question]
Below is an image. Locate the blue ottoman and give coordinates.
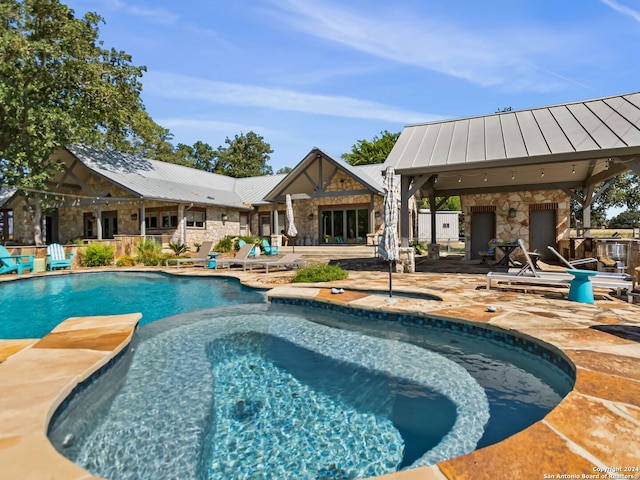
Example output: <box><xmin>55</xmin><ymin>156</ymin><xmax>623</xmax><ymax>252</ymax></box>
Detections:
<box><xmin>207</xmin><ymin>253</ymin><xmax>219</xmax><ymax>269</ymax></box>
<box><xmin>567</xmin><ymin>270</ymin><xmax>597</xmax><ymax>304</ymax></box>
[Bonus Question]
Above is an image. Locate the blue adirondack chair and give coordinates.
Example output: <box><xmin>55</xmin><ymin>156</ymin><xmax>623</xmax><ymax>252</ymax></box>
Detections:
<box><xmin>0</xmin><ymin>245</ymin><xmax>34</xmax><ymax>275</ymax></box>
<box><xmin>238</xmin><ymin>240</ymin><xmax>258</xmax><ymax>257</ymax></box>
<box><xmin>262</xmin><ymin>238</ymin><xmax>279</xmax><ymax>256</ymax></box>
<box><xmin>46</xmin><ymin>243</ymin><xmax>74</xmax><ymax>270</ymax></box>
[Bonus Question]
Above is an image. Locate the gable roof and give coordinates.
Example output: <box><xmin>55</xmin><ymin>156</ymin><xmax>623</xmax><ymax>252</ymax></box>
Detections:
<box><xmin>388</xmin><ymin>92</ymin><xmax>640</xmax><ymax>195</ymax></box>
<box><xmin>66</xmin><ymin>145</ymin><xmax>255</xmax><ymax>209</ymax></box>
<box><xmin>263</xmin><ymin>147</ymin><xmax>384</xmax><ymax>202</ymax></box>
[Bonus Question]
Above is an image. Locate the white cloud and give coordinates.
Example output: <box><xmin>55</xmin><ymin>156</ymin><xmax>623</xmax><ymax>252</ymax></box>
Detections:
<box><xmin>600</xmin><ymin>0</ymin><xmax>640</xmax><ymax>23</ymax></box>
<box><xmin>158</xmin><ymin>118</ymin><xmax>264</xmax><ymax>135</ymax></box>
<box><xmin>265</xmin><ymin>0</ymin><xmax>585</xmax><ymax>92</ymax></box>
<box><xmin>87</xmin><ymin>0</ymin><xmax>180</xmax><ymax>24</ymax></box>
<box><xmin>145</xmin><ymin>72</ymin><xmax>439</xmax><ymax>124</ymax></box>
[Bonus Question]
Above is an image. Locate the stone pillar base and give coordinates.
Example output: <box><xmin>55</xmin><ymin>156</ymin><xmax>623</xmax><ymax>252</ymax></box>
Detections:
<box><xmin>398</xmin><ymin>247</ymin><xmax>415</xmax><ymax>273</ymax></box>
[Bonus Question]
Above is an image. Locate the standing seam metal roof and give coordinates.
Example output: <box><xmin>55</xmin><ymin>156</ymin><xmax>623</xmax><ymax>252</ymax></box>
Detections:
<box><xmin>388</xmin><ymin>92</ymin><xmax>640</xmax><ymax>173</ymax></box>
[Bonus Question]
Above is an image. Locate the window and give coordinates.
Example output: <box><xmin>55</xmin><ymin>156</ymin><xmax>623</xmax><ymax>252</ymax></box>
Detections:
<box><xmin>0</xmin><ymin>209</ymin><xmax>14</xmax><ymax>242</ymax></box>
<box><xmin>145</xmin><ymin>214</ymin><xmax>158</xmax><ymax>229</ymax></box>
<box><xmin>161</xmin><ymin>212</ymin><xmax>178</xmax><ymax>228</ymax></box>
<box><xmin>186</xmin><ymin>209</ymin><xmax>205</xmax><ymax>228</ymax></box>
<box><xmin>443</xmin><ymin>223</ymin><xmax>450</xmax><ymax>228</ymax></box>
<box><xmin>143</xmin><ymin>207</ymin><xmax>178</xmax><ymax>230</ymax></box>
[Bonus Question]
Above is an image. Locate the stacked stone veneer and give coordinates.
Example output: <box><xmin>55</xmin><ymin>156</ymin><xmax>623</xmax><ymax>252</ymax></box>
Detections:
<box><xmin>258</xmin><ymin>170</ymin><xmax>384</xmax><ymax>245</ymax></box>
<box><xmin>461</xmin><ymin>189</ymin><xmax>571</xmax><ymax>260</ymax></box>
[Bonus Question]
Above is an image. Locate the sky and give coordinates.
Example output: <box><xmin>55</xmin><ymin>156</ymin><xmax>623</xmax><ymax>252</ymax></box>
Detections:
<box><xmin>64</xmin><ymin>0</ymin><xmax>640</xmax><ymax>180</ymax></box>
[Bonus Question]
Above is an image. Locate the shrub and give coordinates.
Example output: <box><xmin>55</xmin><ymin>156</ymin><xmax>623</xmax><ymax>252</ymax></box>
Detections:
<box><xmin>292</xmin><ymin>264</ymin><xmax>348</xmax><ymax>283</ymax></box>
<box><xmin>214</xmin><ymin>236</ymin><xmax>234</xmax><ymax>253</ymax></box>
<box><xmin>168</xmin><ymin>242</ymin><xmax>189</xmax><ymax>255</ymax></box>
<box><xmin>235</xmin><ymin>235</ymin><xmax>261</xmax><ymax>250</ymax></box>
<box><xmin>116</xmin><ymin>255</ymin><xmax>138</xmax><ymax>267</ymax></box>
<box><xmin>414</xmin><ymin>242</ymin><xmax>428</xmax><ymax>255</ymax></box>
<box><xmin>82</xmin><ymin>243</ymin><xmax>115</xmax><ymax>267</ymax></box>
<box><xmin>136</xmin><ymin>237</ymin><xmax>163</xmax><ymax>266</ymax></box>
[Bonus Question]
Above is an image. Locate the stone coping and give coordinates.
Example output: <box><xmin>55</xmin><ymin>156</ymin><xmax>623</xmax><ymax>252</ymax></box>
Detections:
<box><xmin>0</xmin><ymin>268</ymin><xmax>639</xmax><ymax>479</ymax></box>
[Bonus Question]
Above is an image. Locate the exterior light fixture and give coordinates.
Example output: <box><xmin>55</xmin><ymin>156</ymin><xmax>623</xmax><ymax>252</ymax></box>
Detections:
<box><xmin>221</xmin><ymin>213</ymin><xmax>228</xmax><ymax>224</ymax></box>
<box><xmin>511</xmin><ymin>171</ymin><xmax>516</xmax><ymax>180</ymax></box>
<box><xmin>509</xmin><ymin>208</ymin><xmax>517</xmax><ymax>218</ymax></box>
<box><xmin>572</xmin><ymin>165</ymin><xmax>576</xmax><ymax>174</ymax></box>
<box><xmin>484</xmin><ymin>173</ymin><xmax>488</xmax><ymax>182</ymax></box>
<box><xmin>541</xmin><ymin>169</ymin><xmax>545</xmax><ymax>178</ymax></box>
<box><xmin>131</xmin><ymin>213</ymin><xmax>138</xmax><ymax>221</ymax></box>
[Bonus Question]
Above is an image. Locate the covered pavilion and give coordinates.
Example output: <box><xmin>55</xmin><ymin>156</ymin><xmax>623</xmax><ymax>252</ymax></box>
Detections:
<box><xmin>386</xmin><ymin>92</ymin><xmax>640</xmax><ymax>263</ymax></box>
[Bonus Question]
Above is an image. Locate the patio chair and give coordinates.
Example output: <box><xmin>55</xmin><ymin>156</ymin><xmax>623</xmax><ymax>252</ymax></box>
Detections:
<box><xmin>247</xmin><ymin>253</ymin><xmax>306</xmax><ymax>273</ymax></box>
<box><xmin>165</xmin><ymin>241</ymin><xmax>213</xmax><ymax>268</ymax></box>
<box><xmin>238</xmin><ymin>240</ymin><xmax>258</xmax><ymax>257</ymax></box>
<box><xmin>46</xmin><ymin>243</ymin><xmax>73</xmax><ymax>271</ymax></box>
<box><xmin>215</xmin><ymin>243</ymin><xmax>256</xmax><ymax>270</ymax></box>
<box><xmin>262</xmin><ymin>238</ymin><xmax>279</xmax><ymax>256</ymax></box>
<box><xmin>1</xmin><ymin>245</ymin><xmax>34</xmax><ymax>274</ymax></box>
<box><xmin>488</xmin><ymin>240</ymin><xmax>632</xmax><ymax>297</ymax></box>
<box><xmin>547</xmin><ymin>245</ymin><xmax>598</xmax><ymax>269</ymax></box>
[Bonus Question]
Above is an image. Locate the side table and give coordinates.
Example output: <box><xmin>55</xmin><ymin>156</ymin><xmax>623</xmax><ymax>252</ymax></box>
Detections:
<box><xmin>567</xmin><ymin>269</ymin><xmax>597</xmax><ymax>304</ymax></box>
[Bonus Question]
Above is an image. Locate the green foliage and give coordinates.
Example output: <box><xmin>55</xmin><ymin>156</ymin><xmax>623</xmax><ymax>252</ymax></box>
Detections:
<box><xmin>609</xmin><ymin>211</ymin><xmax>640</xmax><ymax>228</ymax></box>
<box><xmin>168</xmin><ymin>241</ymin><xmax>189</xmax><ymax>255</ymax></box>
<box><xmin>0</xmin><ymin>0</ymin><xmax>175</xmax><ymax>212</ymax></box>
<box><xmin>172</xmin><ymin>141</ymin><xmax>217</xmax><ymax>171</ymax></box>
<box><xmin>214</xmin><ymin>236</ymin><xmax>234</xmax><ymax>253</ymax></box>
<box><xmin>235</xmin><ymin>235</ymin><xmax>261</xmax><ymax>249</ymax></box>
<box><xmin>82</xmin><ymin>243</ymin><xmax>114</xmax><ymax>267</ymax></box>
<box><xmin>276</xmin><ymin>166</ymin><xmax>292</xmax><ymax>174</ymax></box>
<box><xmin>214</xmin><ymin>131</ymin><xmax>273</xmax><ymax>177</ymax></box>
<box><xmin>597</xmin><ymin>172</ymin><xmax>640</xmax><ymax>214</ymax></box>
<box><xmin>420</xmin><ymin>196</ymin><xmax>461</xmax><ymax>211</ymax></box>
<box><xmin>342</xmin><ymin>130</ymin><xmax>399</xmax><ymax>166</ymax></box>
<box><xmin>135</xmin><ymin>237</ymin><xmax>162</xmax><ymax>266</ymax></box>
<box><xmin>414</xmin><ymin>242</ymin><xmax>428</xmax><ymax>255</ymax></box>
<box><xmin>115</xmin><ymin>255</ymin><xmax>137</xmax><ymax>267</ymax></box>
<box><xmin>193</xmin><ymin>242</ymin><xmax>202</xmax><ymax>251</ymax></box>
<box><xmin>291</xmin><ymin>264</ymin><xmax>348</xmax><ymax>283</ymax></box>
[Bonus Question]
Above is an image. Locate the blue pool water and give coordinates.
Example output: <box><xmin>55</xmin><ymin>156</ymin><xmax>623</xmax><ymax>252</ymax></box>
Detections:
<box><xmin>49</xmin><ymin>303</ymin><xmax>574</xmax><ymax>480</ymax></box>
<box><xmin>0</xmin><ymin>272</ymin><xmax>266</xmax><ymax>339</ymax></box>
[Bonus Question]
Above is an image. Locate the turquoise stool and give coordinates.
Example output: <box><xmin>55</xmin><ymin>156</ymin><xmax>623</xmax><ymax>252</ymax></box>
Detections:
<box><xmin>567</xmin><ymin>270</ymin><xmax>597</xmax><ymax>304</ymax></box>
<box><xmin>207</xmin><ymin>253</ymin><xmax>219</xmax><ymax>269</ymax></box>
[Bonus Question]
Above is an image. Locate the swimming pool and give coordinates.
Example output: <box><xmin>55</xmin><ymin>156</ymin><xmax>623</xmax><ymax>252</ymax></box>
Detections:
<box><xmin>49</xmin><ymin>302</ymin><xmax>574</xmax><ymax>479</ymax></box>
<box><xmin>0</xmin><ymin>272</ymin><xmax>266</xmax><ymax>339</ymax></box>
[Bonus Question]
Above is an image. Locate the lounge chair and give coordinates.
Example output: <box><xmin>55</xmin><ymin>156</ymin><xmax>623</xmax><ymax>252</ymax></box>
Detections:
<box><xmin>262</xmin><ymin>238</ymin><xmax>278</xmax><ymax>256</ymax></box>
<box><xmin>165</xmin><ymin>241</ymin><xmax>214</xmax><ymax>268</ymax></box>
<box><xmin>238</xmin><ymin>240</ymin><xmax>258</xmax><ymax>257</ymax></box>
<box><xmin>547</xmin><ymin>245</ymin><xmax>598</xmax><ymax>269</ymax></box>
<box><xmin>1</xmin><ymin>245</ymin><xmax>34</xmax><ymax>274</ymax></box>
<box><xmin>215</xmin><ymin>243</ymin><xmax>256</xmax><ymax>270</ymax></box>
<box><xmin>247</xmin><ymin>253</ymin><xmax>306</xmax><ymax>273</ymax></box>
<box><xmin>46</xmin><ymin>243</ymin><xmax>73</xmax><ymax>271</ymax></box>
<box><xmin>488</xmin><ymin>240</ymin><xmax>632</xmax><ymax>297</ymax></box>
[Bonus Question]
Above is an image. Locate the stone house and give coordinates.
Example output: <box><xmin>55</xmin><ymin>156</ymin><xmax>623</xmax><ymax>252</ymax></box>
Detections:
<box><xmin>1</xmin><ymin>145</ymin><xmax>392</xmax><ymax>253</ymax></box>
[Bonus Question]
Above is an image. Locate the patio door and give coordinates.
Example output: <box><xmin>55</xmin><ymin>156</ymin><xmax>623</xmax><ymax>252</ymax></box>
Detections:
<box><xmin>470</xmin><ymin>207</ymin><xmax>495</xmax><ymax>260</ymax></box>
<box><xmin>529</xmin><ymin>204</ymin><xmax>557</xmax><ymax>261</ymax></box>
<box><xmin>102</xmin><ymin>211</ymin><xmax>118</xmax><ymax>239</ymax></box>
<box><xmin>321</xmin><ymin>207</ymin><xmax>369</xmax><ymax>243</ymax></box>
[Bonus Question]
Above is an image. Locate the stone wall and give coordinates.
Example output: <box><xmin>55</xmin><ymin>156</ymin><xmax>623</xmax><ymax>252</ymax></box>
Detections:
<box><xmin>461</xmin><ymin>189</ymin><xmax>571</xmax><ymax>259</ymax></box>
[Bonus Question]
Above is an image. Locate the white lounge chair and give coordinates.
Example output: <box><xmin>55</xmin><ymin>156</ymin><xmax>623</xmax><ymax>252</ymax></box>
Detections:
<box><xmin>487</xmin><ymin>240</ymin><xmax>632</xmax><ymax>297</ymax></box>
<box><xmin>246</xmin><ymin>253</ymin><xmax>306</xmax><ymax>273</ymax></box>
<box><xmin>215</xmin><ymin>243</ymin><xmax>256</xmax><ymax>270</ymax></box>
<box><xmin>547</xmin><ymin>245</ymin><xmax>598</xmax><ymax>269</ymax></box>
<box><xmin>165</xmin><ymin>241</ymin><xmax>213</xmax><ymax>268</ymax></box>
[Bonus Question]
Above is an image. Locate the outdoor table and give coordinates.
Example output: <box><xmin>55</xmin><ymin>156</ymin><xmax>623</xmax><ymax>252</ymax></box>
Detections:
<box><xmin>567</xmin><ymin>269</ymin><xmax>597</xmax><ymax>304</ymax></box>
<box><xmin>207</xmin><ymin>253</ymin><xmax>220</xmax><ymax>269</ymax></box>
<box><xmin>494</xmin><ymin>242</ymin><xmax>519</xmax><ymax>267</ymax></box>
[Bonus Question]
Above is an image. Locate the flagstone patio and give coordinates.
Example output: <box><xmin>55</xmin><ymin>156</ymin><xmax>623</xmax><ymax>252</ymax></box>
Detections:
<box><xmin>1</xmin><ymin>255</ymin><xmax>639</xmax><ymax>479</ymax></box>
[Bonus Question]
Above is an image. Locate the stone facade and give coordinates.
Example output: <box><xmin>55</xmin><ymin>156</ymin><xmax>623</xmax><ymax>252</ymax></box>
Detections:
<box><xmin>257</xmin><ymin>170</ymin><xmax>385</xmax><ymax>246</ymax></box>
<box><xmin>461</xmin><ymin>189</ymin><xmax>571</xmax><ymax>259</ymax></box>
